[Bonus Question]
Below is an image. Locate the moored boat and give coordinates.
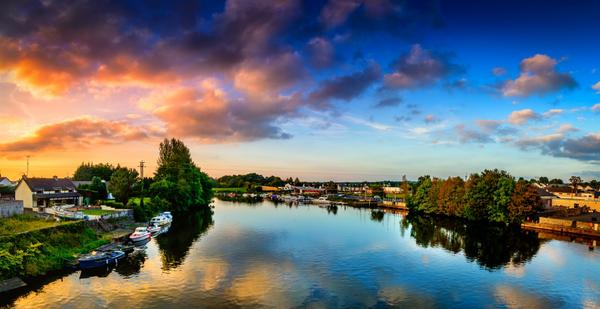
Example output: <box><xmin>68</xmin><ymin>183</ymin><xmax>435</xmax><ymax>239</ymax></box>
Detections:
<box><xmin>129</xmin><ymin>227</ymin><xmax>151</xmax><ymax>242</ymax></box>
<box><xmin>78</xmin><ymin>250</ymin><xmax>125</xmax><ymax>270</ymax></box>
<box><xmin>147</xmin><ymin>224</ymin><xmax>161</xmax><ymax>235</ymax></box>
<box><xmin>150</xmin><ymin>215</ymin><xmax>170</xmax><ymax>226</ymax></box>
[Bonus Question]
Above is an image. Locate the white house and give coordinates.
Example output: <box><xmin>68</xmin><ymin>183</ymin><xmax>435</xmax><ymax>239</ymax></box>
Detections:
<box><xmin>15</xmin><ymin>176</ymin><xmax>82</xmax><ymax>211</ymax></box>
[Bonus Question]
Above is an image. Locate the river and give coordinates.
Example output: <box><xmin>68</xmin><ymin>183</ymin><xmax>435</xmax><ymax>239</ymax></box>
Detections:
<box><xmin>2</xmin><ymin>199</ymin><xmax>600</xmax><ymax>308</ymax></box>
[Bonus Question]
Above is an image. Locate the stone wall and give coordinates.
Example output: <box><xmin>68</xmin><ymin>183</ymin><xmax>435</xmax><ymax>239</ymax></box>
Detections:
<box><xmin>553</xmin><ymin>198</ymin><xmax>600</xmax><ymax>211</ymax></box>
<box><xmin>0</xmin><ymin>200</ymin><xmax>24</xmax><ymax>217</ymax></box>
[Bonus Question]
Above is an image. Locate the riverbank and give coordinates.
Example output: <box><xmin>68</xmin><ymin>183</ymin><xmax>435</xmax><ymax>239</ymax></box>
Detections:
<box><xmin>0</xmin><ymin>216</ymin><xmax>137</xmax><ymax>282</ymax></box>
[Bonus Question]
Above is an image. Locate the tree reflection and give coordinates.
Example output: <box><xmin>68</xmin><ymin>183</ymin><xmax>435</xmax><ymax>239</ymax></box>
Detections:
<box><xmin>402</xmin><ymin>215</ymin><xmax>543</xmax><ymax>269</ymax></box>
<box><xmin>114</xmin><ymin>251</ymin><xmax>148</xmax><ymax>277</ymax></box>
<box><xmin>155</xmin><ymin>210</ymin><xmax>214</xmax><ymax>270</ymax></box>
<box><xmin>371</xmin><ymin>210</ymin><xmax>385</xmax><ymax>222</ymax></box>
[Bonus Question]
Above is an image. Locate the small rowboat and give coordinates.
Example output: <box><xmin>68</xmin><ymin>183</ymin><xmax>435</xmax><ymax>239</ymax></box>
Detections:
<box><xmin>78</xmin><ymin>250</ymin><xmax>125</xmax><ymax>270</ymax></box>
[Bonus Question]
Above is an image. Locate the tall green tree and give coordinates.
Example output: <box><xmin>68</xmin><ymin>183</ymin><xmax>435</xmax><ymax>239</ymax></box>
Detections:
<box><xmin>150</xmin><ymin>138</ymin><xmax>213</xmax><ymax>213</ymax></box>
<box><xmin>109</xmin><ymin>167</ymin><xmax>139</xmax><ymax>205</ymax></box>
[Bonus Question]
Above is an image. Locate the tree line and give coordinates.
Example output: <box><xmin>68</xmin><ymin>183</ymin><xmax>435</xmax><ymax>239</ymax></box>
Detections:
<box><xmin>408</xmin><ymin>169</ymin><xmax>541</xmax><ymax>224</ymax></box>
<box><xmin>215</xmin><ymin>173</ymin><xmax>293</xmax><ymax>188</ymax></box>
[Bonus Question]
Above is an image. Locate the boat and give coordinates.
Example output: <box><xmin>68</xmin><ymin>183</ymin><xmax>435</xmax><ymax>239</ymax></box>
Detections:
<box><xmin>150</xmin><ymin>215</ymin><xmax>170</xmax><ymax>226</ymax></box>
<box><xmin>312</xmin><ymin>196</ymin><xmax>331</xmax><ymax>205</ymax></box>
<box><xmin>78</xmin><ymin>250</ymin><xmax>125</xmax><ymax>270</ymax></box>
<box><xmin>146</xmin><ymin>224</ymin><xmax>161</xmax><ymax>235</ymax></box>
<box><xmin>160</xmin><ymin>211</ymin><xmax>173</xmax><ymax>222</ymax></box>
<box><xmin>129</xmin><ymin>227</ymin><xmax>151</xmax><ymax>242</ymax></box>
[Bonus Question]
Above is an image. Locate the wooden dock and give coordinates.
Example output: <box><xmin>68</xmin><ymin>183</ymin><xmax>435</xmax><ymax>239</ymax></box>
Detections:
<box><xmin>522</xmin><ymin>222</ymin><xmax>600</xmax><ymax>238</ymax></box>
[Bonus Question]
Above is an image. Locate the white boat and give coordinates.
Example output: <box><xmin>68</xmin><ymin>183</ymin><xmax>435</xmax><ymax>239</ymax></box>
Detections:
<box><xmin>312</xmin><ymin>196</ymin><xmax>331</xmax><ymax>205</ymax></box>
<box><xmin>129</xmin><ymin>227</ymin><xmax>151</xmax><ymax>242</ymax></box>
<box><xmin>150</xmin><ymin>215</ymin><xmax>170</xmax><ymax>226</ymax></box>
<box><xmin>146</xmin><ymin>224</ymin><xmax>161</xmax><ymax>235</ymax></box>
<box><xmin>160</xmin><ymin>212</ymin><xmax>173</xmax><ymax>222</ymax></box>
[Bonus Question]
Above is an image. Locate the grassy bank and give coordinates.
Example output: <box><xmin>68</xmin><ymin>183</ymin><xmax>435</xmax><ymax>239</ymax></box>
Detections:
<box><xmin>0</xmin><ymin>219</ymin><xmax>111</xmax><ymax>280</ymax></box>
<box><xmin>0</xmin><ymin>215</ymin><xmax>71</xmax><ymax>236</ymax></box>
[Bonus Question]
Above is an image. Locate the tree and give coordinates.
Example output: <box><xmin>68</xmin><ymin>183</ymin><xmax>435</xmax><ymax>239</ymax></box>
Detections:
<box><xmin>569</xmin><ymin>176</ymin><xmax>582</xmax><ymax>193</ymax></box>
<box><xmin>549</xmin><ymin>178</ymin><xmax>563</xmax><ymax>185</ymax></box>
<box><xmin>90</xmin><ymin>176</ymin><xmax>108</xmax><ymax>201</ymax></box>
<box><xmin>73</xmin><ymin>162</ymin><xmax>116</xmax><ymax>181</ymax></box>
<box><xmin>538</xmin><ymin>176</ymin><xmax>549</xmax><ymax>184</ymax></box>
<box><xmin>437</xmin><ymin>176</ymin><xmax>466</xmax><ymax>217</ymax></box>
<box><xmin>109</xmin><ymin>167</ymin><xmax>138</xmax><ymax>205</ymax></box>
<box><xmin>508</xmin><ymin>181</ymin><xmax>541</xmax><ymax>223</ymax></box>
<box><xmin>488</xmin><ymin>176</ymin><xmax>515</xmax><ymax>223</ymax></box>
<box><xmin>150</xmin><ymin>138</ymin><xmax>213</xmax><ymax>213</ymax></box>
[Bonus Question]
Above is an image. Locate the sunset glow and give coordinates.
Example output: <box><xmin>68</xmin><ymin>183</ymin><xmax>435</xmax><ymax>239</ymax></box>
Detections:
<box><xmin>1</xmin><ymin>1</ymin><xmax>600</xmax><ymax>180</ymax></box>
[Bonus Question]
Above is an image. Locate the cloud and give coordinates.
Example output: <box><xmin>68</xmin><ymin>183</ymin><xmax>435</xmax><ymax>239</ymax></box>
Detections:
<box><xmin>141</xmin><ymin>82</ymin><xmax>297</xmax><ymax>142</ymax></box>
<box><xmin>0</xmin><ymin>116</ymin><xmax>157</xmax><ymax>156</ymax></box>
<box><xmin>383</xmin><ymin>44</ymin><xmax>460</xmax><ymax>89</ymax></box>
<box><xmin>424</xmin><ymin>114</ymin><xmax>440</xmax><ymax>124</ymax></box>
<box><xmin>474</xmin><ymin>119</ymin><xmax>517</xmax><ymax>135</ymax></box>
<box><xmin>308</xmin><ymin>63</ymin><xmax>381</xmax><ymax>107</ymax></box>
<box><xmin>543</xmin><ymin>108</ymin><xmax>564</xmax><ymax>118</ymax></box>
<box><xmin>306</xmin><ymin>37</ymin><xmax>337</xmax><ymax>69</ymax></box>
<box><xmin>508</xmin><ymin>109</ymin><xmax>541</xmax><ymax>125</ymax></box>
<box><xmin>592</xmin><ymin>103</ymin><xmax>600</xmax><ymax>112</ymax></box>
<box><xmin>593</xmin><ymin>81</ymin><xmax>600</xmax><ymax>93</ymax></box>
<box><xmin>374</xmin><ymin>97</ymin><xmax>402</xmax><ymax>108</ymax></box>
<box><xmin>501</xmin><ymin>54</ymin><xmax>577</xmax><ymax>97</ymax></box>
<box><xmin>454</xmin><ymin>124</ymin><xmax>493</xmax><ymax>143</ymax></box>
<box><xmin>492</xmin><ymin>67</ymin><xmax>507</xmax><ymax>76</ymax></box>
<box><xmin>513</xmin><ymin>125</ymin><xmax>600</xmax><ymax>162</ymax></box>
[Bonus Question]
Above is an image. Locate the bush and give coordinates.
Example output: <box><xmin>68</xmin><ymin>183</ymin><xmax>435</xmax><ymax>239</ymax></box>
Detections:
<box><xmin>100</xmin><ymin>200</ymin><xmax>126</xmax><ymax>209</ymax></box>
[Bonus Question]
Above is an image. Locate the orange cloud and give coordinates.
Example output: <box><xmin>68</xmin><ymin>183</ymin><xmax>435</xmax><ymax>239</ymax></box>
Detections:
<box><xmin>0</xmin><ymin>116</ymin><xmax>159</xmax><ymax>156</ymax></box>
<box><xmin>141</xmin><ymin>82</ymin><xmax>297</xmax><ymax>143</ymax></box>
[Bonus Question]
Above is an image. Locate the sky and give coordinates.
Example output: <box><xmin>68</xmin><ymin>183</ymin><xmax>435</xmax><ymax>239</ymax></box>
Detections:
<box><xmin>1</xmin><ymin>0</ymin><xmax>600</xmax><ymax>181</ymax></box>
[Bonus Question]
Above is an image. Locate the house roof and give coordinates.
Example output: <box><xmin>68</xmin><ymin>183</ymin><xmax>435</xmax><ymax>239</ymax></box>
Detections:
<box><xmin>546</xmin><ymin>186</ymin><xmax>577</xmax><ymax>194</ymax></box>
<box><xmin>536</xmin><ymin>188</ymin><xmax>557</xmax><ymax>197</ymax></box>
<box><xmin>21</xmin><ymin>177</ymin><xmax>77</xmax><ymax>191</ymax></box>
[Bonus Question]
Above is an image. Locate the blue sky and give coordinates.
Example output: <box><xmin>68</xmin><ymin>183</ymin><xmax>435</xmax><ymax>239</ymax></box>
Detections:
<box><xmin>0</xmin><ymin>0</ymin><xmax>599</xmax><ymax>181</ymax></box>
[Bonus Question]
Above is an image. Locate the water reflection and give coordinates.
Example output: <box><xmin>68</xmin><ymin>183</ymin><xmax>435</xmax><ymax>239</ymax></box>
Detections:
<box><xmin>3</xmin><ymin>201</ymin><xmax>600</xmax><ymax>308</ymax></box>
<box><xmin>402</xmin><ymin>215</ymin><xmax>543</xmax><ymax>269</ymax></box>
<box><xmin>155</xmin><ymin>210</ymin><xmax>213</xmax><ymax>270</ymax></box>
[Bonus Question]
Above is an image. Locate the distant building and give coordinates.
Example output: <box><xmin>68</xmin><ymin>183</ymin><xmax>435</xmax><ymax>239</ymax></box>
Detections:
<box><xmin>15</xmin><ymin>176</ymin><xmax>82</xmax><ymax>211</ymax></box>
<box><xmin>0</xmin><ymin>176</ymin><xmax>15</xmax><ymax>187</ymax></box>
<box><xmin>260</xmin><ymin>186</ymin><xmax>280</xmax><ymax>192</ymax></box>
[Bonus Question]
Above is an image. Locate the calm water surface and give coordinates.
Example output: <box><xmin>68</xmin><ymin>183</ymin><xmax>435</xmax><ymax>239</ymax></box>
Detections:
<box><xmin>2</xmin><ymin>199</ymin><xmax>600</xmax><ymax>308</ymax></box>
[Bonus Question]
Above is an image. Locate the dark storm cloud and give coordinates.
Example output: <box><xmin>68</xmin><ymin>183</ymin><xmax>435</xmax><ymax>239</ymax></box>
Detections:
<box><xmin>308</xmin><ymin>63</ymin><xmax>381</xmax><ymax>107</ymax></box>
<box><xmin>383</xmin><ymin>44</ymin><xmax>462</xmax><ymax>90</ymax></box>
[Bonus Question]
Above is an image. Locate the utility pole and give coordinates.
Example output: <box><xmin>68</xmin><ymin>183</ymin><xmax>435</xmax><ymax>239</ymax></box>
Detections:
<box><xmin>139</xmin><ymin>161</ymin><xmax>145</xmax><ymax>209</ymax></box>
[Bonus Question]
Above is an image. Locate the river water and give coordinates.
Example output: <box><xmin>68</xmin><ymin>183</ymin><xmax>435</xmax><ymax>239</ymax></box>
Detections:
<box><xmin>2</xmin><ymin>199</ymin><xmax>600</xmax><ymax>308</ymax></box>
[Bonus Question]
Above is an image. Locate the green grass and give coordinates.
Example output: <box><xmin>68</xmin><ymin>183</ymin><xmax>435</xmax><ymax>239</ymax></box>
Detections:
<box><xmin>128</xmin><ymin>197</ymin><xmax>151</xmax><ymax>206</ymax></box>
<box><xmin>81</xmin><ymin>209</ymin><xmax>114</xmax><ymax>216</ymax></box>
<box><xmin>0</xmin><ymin>215</ymin><xmax>70</xmax><ymax>236</ymax></box>
<box><xmin>213</xmin><ymin>187</ymin><xmax>247</xmax><ymax>193</ymax></box>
